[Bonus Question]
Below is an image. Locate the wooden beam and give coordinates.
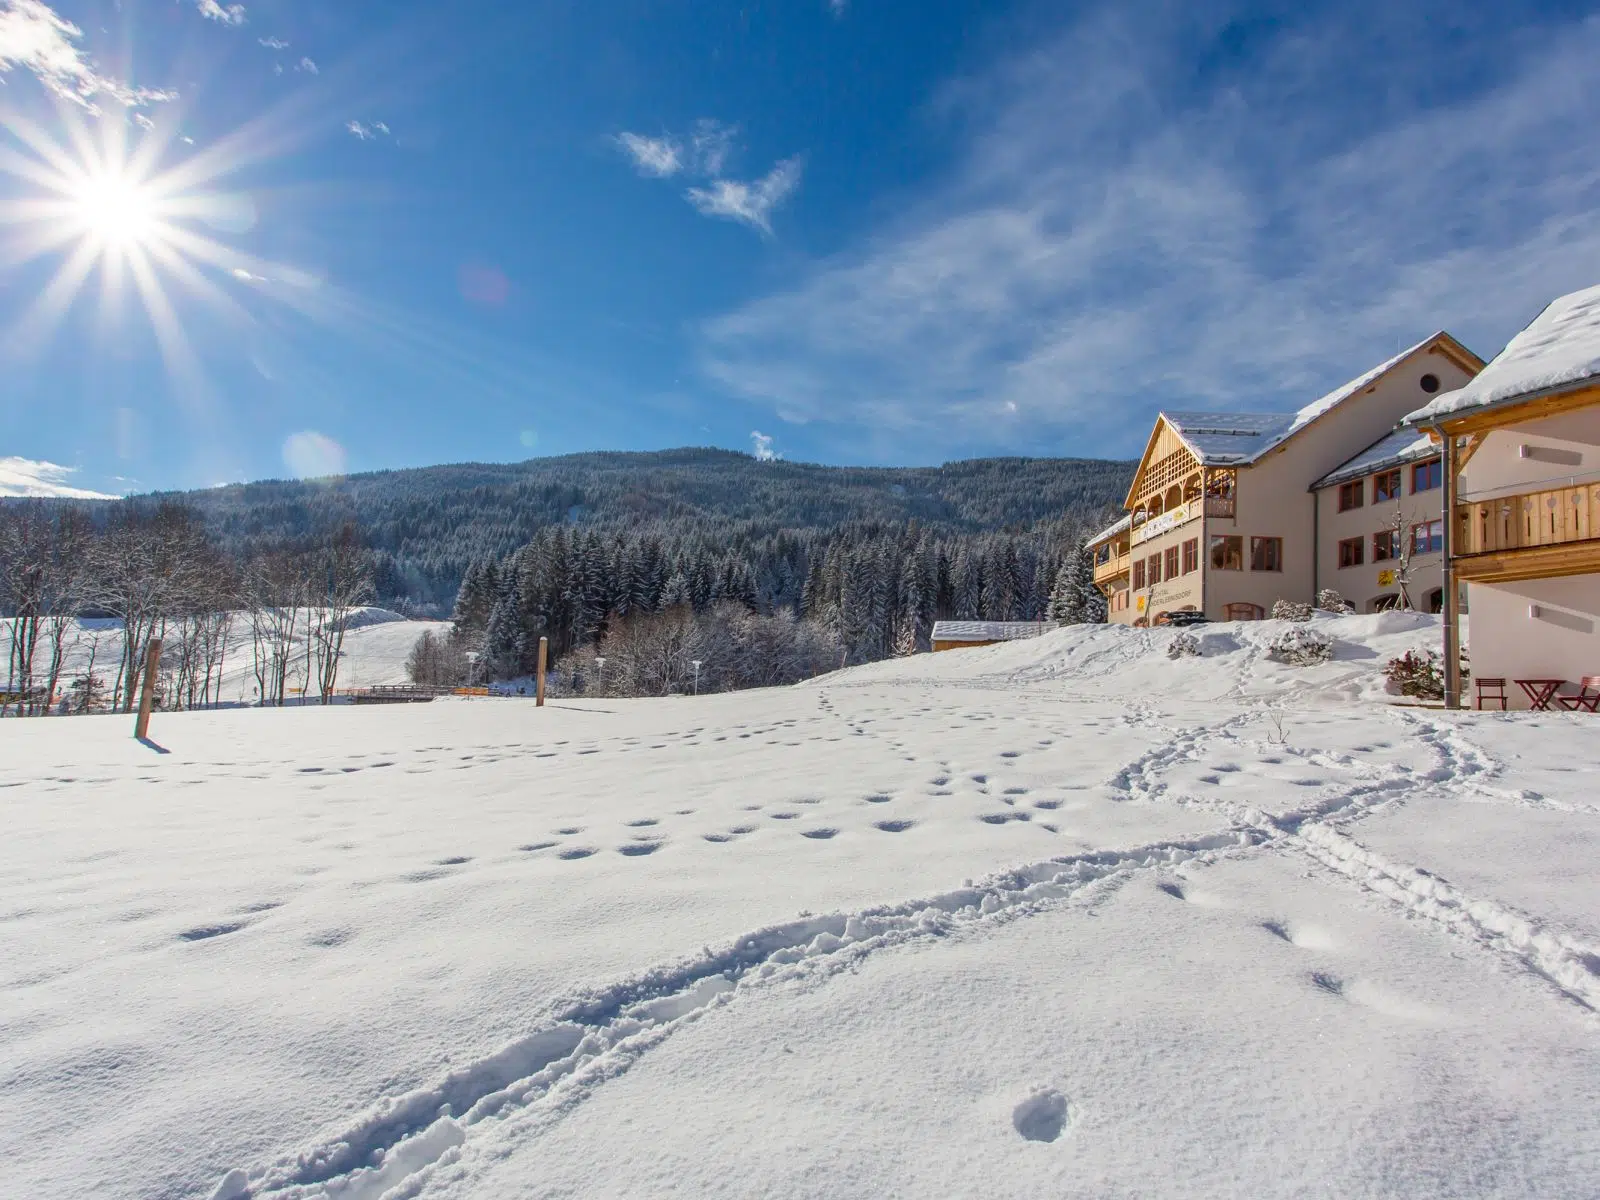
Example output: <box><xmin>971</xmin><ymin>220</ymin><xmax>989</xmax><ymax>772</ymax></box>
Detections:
<box><xmin>1456</xmin><ymin>432</ymin><xmax>1487</xmax><ymax>470</ymax></box>
<box><xmin>1436</xmin><ymin>382</ymin><xmax>1600</xmax><ymax>436</ymax></box>
<box><xmin>1453</xmin><ymin>539</ymin><xmax>1600</xmax><ymax>584</ymax></box>
<box><xmin>134</xmin><ymin>638</ymin><xmax>162</xmax><ymax>741</ymax></box>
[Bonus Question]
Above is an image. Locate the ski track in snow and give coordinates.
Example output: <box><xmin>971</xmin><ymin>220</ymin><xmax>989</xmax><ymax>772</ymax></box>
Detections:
<box><xmin>217</xmin><ymin>687</ymin><xmax>1600</xmax><ymax>1200</ymax></box>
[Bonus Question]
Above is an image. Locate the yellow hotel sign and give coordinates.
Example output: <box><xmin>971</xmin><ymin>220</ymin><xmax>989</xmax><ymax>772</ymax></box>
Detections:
<box><xmin>1377</xmin><ymin>569</ymin><xmax>1396</xmax><ymax>586</ymax></box>
<box><xmin>1132</xmin><ymin>502</ymin><xmax>1195</xmax><ymax>546</ymax></box>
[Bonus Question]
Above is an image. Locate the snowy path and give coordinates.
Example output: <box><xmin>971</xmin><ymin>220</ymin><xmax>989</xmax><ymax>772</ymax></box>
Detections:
<box><xmin>2</xmin><ymin>615</ymin><xmax>1597</xmax><ymax>1199</ymax></box>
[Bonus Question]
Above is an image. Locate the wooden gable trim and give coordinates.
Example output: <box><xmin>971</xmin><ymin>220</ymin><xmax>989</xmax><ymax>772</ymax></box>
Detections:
<box><xmin>1434</xmin><ymin>382</ymin><xmax>1600</xmax><ymax>437</ymax></box>
<box><xmin>1427</xmin><ymin>331</ymin><xmax>1488</xmax><ymax>375</ymax></box>
<box><xmin>1121</xmin><ymin>416</ymin><xmax>1203</xmax><ymax>510</ymax></box>
<box><xmin>1454</xmin><ymin>539</ymin><xmax>1600</xmax><ymax>584</ymax></box>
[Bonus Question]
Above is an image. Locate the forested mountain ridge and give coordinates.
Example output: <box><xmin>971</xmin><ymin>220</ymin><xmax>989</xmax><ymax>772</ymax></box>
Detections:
<box><xmin>147</xmin><ymin>448</ymin><xmax>1135</xmax><ymax>612</ymax></box>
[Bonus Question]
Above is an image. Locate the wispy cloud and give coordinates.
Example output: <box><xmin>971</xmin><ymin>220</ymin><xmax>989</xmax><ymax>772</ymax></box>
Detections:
<box><xmin>618</xmin><ymin>119</ymin><xmax>800</xmax><ymax>235</ymax></box>
<box><xmin>193</xmin><ymin>0</ymin><xmax>246</xmax><ymax>25</ymax></box>
<box><xmin>687</xmin><ymin>156</ymin><xmax>803</xmax><ymax>236</ymax></box>
<box><xmin>616</xmin><ymin>132</ymin><xmax>683</xmax><ymax>177</ymax></box>
<box><xmin>828</xmin><ymin>0</ymin><xmax>848</xmax><ymax>16</ymax></box>
<box><xmin>0</xmin><ymin>0</ymin><xmax>175</xmax><ymax>110</ymax></box>
<box><xmin>297</xmin><ymin>55</ymin><xmax>317</xmax><ymax>74</ymax></box>
<box><xmin>0</xmin><ymin>456</ymin><xmax>114</xmax><ymax>499</ymax></box>
<box><xmin>700</xmin><ymin>3</ymin><xmax>1600</xmax><ymax>456</ymax></box>
<box><xmin>750</xmin><ymin>431</ymin><xmax>780</xmax><ymax>461</ymax></box>
<box><xmin>258</xmin><ymin>35</ymin><xmax>287</xmax><ymax>50</ymax></box>
<box><xmin>346</xmin><ymin>119</ymin><xmax>390</xmax><ymax>141</ymax></box>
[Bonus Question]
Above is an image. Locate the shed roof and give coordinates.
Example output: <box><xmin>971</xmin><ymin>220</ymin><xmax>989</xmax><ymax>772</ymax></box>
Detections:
<box><xmin>1313</xmin><ymin>428</ymin><xmax>1438</xmax><ymax>490</ymax></box>
<box><xmin>1085</xmin><ymin>513</ymin><xmax>1132</xmax><ymax>548</ymax></box>
<box><xmin>931</xmin><ymin>620</ymin><xmax>1055</xmax><ymax>644</ymax></box>
<box><xmin>1407</xmin><ymin>283</ymin><xmax>1600</xmax><ymax>425</ymax></box>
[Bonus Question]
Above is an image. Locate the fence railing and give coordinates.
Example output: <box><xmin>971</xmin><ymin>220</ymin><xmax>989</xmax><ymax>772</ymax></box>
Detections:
<box><xmin>1456</xmin><ymin>482</ymin><xmax>1600</xmax><ymax>557</ymax></box>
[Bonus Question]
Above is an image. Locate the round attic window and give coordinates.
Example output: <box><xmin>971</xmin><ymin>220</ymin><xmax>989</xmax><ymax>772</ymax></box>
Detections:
<box><xmin>1419</xmin><ymin>373</ymin><xmax>1440</xmax><ymax>393</ymax></box>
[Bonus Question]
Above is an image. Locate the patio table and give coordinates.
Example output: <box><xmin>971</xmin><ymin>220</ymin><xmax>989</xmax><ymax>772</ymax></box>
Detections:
<box><xmin>1515</xmin><ymin>678</ymin><xmax>1565</xmax><ymax>711</ymax></box>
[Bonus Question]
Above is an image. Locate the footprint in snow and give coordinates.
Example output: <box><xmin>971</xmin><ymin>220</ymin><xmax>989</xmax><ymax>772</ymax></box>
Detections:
<box><xmin>874</xmin><ymin>819</ymin><xmax>914</xmax><ymax>833</ymax></box>
<box><xmin>557</xmin><ymin>847</ymin><xmax>596</xmax><ymax>861</ymax></box>
<box><xmin>617</xmin><ymin>842</ymin><xmax>662</xmax><ymax>857</ymax></box>
<box><xmin>801</xmin><ymin>828</ymin><xmax>838</xmax><ymax>840</ymax></box>
<box><xmin>625</xmin><ymin>819</ymin><xmax>659</xmax><ymax>828</ymax></box>
<box><xmin>1012</xmin><ymin>1087</ymin><xmax>1070</xmax><ymax>1143</ymax></box>
<box><xmin>435</xmin><ymin>856</ymin><xmax>471</xmax><ymax>866</ymax></box>
<box><xmin>179</xmin><ymin>922</ymin><xmax>244</xmax><ymax>942</ymax></box>
<box><xmin>519</xmin><ymin>842</ymin><xmax>558</xmax><ymax>852</ymax></box>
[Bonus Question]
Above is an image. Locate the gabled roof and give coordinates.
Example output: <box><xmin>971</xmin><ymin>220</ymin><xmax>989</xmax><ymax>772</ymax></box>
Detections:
<box><xmin>1408</xmin><ymin>283</ymin><xmax>1600</xmax><ymax>425</ymax></box>
<box><xmin>1125</xmin><ymin>334</ymin><xmax>1482</xmax><ymax>500</ymax></box>
<box><xmin>1085</xmin><ymin>513</ymin><xmax>1132</xmax><ymax>549</ymax></box>
<box><xmin>1313</xmin><ymin>428</ymin><xmax>1437</xmax><ymax>490</ymax></box>
<box><xmin>931</xmin><ymin>620</ymin><xmax>1054</xmax><ymax>644</ymax></box>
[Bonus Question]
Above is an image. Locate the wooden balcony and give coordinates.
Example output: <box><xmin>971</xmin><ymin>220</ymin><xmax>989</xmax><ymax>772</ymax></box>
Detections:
<box><xmin>1204</xmin><ymin>496</ymin><xmax>1236</xmax><ymax>519</ymax></box>
<box><xmin>1093</xmin><ymin>551</ymin><xmax>1130</xmax><ymax>585</ymax></box>
<box><xmin>1454</xmin><ymin>482</ymin><xmax>1600</xmax><ymax>582</ymax></box>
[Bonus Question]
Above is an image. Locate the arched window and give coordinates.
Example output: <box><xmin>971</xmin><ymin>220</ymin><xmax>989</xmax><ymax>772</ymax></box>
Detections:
<box><xmin>1426</xmin><ymin>588</ymin><xmax>1444</xmax><ymax>614</ymax></box>
<box><xmin>1223</xmin><ymin>602</ymin><xmax>1264</xmax><ymax>621</ymax></box>
<box><xmin>1369</xmin><ymin>594</ymin><xmax>1401</xmax><ymax>612</ymax></box>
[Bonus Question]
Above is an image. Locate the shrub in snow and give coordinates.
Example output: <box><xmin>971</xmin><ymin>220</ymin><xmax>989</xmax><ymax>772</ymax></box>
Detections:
<box><xmin>1167</xmin><ymin>632</ymin><xmax>1202</xmax><ymax>659</ymax></box>
<box><xmin>1315</xmin><ymin>589</ymin><xmax>1353</xmax><ymax>614</ymax></box>
<box><xmin>1270</xmin><ymin>599</ymin><xmax>1314</xmax><ymax>622</ymax></box>
<box><xmin>1384</xmin><ymin>649</ymin><xmax>1444</xmax><ymax>699</ymax></box>
<box><xmin>1267</xmin><ymin>626</ymin><xmax>1333</xmax><ymax>665</ymax></box>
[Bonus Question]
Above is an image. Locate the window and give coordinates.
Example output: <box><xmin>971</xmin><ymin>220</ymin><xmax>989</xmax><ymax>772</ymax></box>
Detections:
<box><xmin>1250</xmin><ymin>536</ymin><xmax>1283</xmax><ymax>572</ymax></box>
<box><xmin>1209</xmin><ymin>535</ymin><xmax>1243</xmax><ymax>571</ymax></box>
<box><xmin>1181</xmin><ymin>538</ymin><xmax>1199</xmax><ymax>574</ymax></box>
<box><xmin>1373</xmin><ymin>529</ymin><xmax>1400</xmax><ymax>562</ymax></box>
<box><xmin>1426</xmin><ymin>588</ymin><xmax>1444</xmax><ymax>614</ymax></box>
<box><xmin>1337</xmin><ymin>481</ymin><xmax>1363</xmax><ymax>511</ymax></box>
<box><xmin>1147</xmin><ymin>553</ymin><xmax>1162</xmax><ymax>585</ymax></box>
<box><xmin>1412</xmin><ymin>459</ymin><xmax>1441</xmax><ymax>492</ymax></box>
<box><xmin>1338</xmin><ymin>537</ymin><xmax>1363</xmax><ymax>568</ymax></box>
<box><xmin>1420</xmin><ymin>373</ymin><xmax>1440</xmax><ymax>394</ymax></box>
<box><xmin>1411</xmin><ymin>520</ymin><xmax>1443</xmax><ymax>555</ymax></box>
<box><xmin>1370</xmin><ymin>594</ymin><xmax>1401</xmax><ymax>613</ymax></box>
<box><xmin>1374</xmin><ymin>469</ymin><xmax>1401</xmax><ymax>503</ymax></box>
<box><xmin>1224</xmin><ymin>602</ymin><xmax>1265</xmax><ymax>621</ymax></box>
<box><xmin>1164</xmin><ymin>546</ymin><xmax>1180</xmax><ymax>580</ymax></box>
<box><xmin>1095</xmin><ymin>544</ymin><xmax>1110</xmax><ymax>565</ymax></box>
<box><xmin>1132</xmin><ymin>560</ymin><xmax>1146</xmax><ymax>590</ymax></box>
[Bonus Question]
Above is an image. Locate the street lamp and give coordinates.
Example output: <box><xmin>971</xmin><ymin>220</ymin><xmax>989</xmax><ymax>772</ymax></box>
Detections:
<box><xmin>691</xmin><ymin>659</ymin><xmax>703</xmax><ymax>696</ymax></box>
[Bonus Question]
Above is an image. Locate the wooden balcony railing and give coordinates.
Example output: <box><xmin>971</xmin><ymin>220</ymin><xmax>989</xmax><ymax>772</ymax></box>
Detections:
<box><xmin>1455</xmin><ymin>483</ymin><xmax>1600</xmax><ymax>557</ymax></box>
<box><xmin>1204</xmin><ymin>496</ymin><xmax>1235</xmax><ymax>519</ymax></box>
<box><xmin>1093</xmin><ymin>552</ymin><xmax>1131</xmax><ymax>584</ymax></box>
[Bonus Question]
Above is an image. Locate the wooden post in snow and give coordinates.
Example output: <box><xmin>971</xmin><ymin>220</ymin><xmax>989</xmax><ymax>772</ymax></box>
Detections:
<box><xmin>536</xmin><ymin>636</ymin><xmax>548</xmax><ymax>708</ymax></box>
<box><xmin>134</xmin><ymin>637</ymin><xmax>163</xmax><ymax>740</ymax></box>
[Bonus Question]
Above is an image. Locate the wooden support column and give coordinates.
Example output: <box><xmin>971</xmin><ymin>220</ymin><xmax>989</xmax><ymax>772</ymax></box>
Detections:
<box><xmin>1440</xmin><ymin>430</ymin><xmax>1462</xmax><ymax>710</ymax></box>
<box><xmin>536</xmin><ymin>636</ymin><xmax>548</xmax><ymax>708</ymax></box>
<box><xmin>134</xmin><ymin>638</ymin><xmax>163</xmax><ymax>739</ymax></box>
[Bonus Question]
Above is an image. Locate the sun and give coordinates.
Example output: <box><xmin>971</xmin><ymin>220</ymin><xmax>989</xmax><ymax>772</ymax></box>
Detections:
<box><xmin>70</xmin><ymin>170</ymin><xmax>159</xmax><ymax>248</ymax></box>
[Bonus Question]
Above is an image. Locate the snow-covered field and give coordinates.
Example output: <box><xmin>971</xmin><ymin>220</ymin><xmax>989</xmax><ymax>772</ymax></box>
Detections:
<box><xmin>2</xmin><ymin>608</ymin><xmax>449</xmax><ymax>707</ymax></box>
<box><xmin>3</xmin><ymin>612</ymin><xmax>1597</xmax><ymax>1199</ymax></box>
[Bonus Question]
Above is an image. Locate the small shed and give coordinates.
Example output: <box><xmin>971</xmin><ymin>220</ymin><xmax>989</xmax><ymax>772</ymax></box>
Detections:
<box><xmin>930</xmin><ymin>620</ymin><xmax>1056</xmax><ymax>652</ymax></box>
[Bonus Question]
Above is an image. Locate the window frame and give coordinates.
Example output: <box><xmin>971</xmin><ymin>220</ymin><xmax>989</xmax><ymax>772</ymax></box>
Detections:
<box><xmin>1249</xmin><ymin>536</ymin><xmax>1283</xmax><ymax>572</ymax></box>
<box><xmin>1147</xmin><ymin>552</ymin><xmax>1163</xmax><ymax>585</ymax></box>
<box><xmin>1209</xmin><ymin>534</ymin><xmax>1243</xmax><ymax>571</ymax></box>
<box><xmin>1337</xmin><ymin>536</ymin><xmax>1363</xmax><ymax>569</ymax></box>
<box><xmin>1410</xmin><ymin>519</ymin><xmax>1443</xmax><ymax>555</ymax></box>
<box><xmin>1411</xmin><ymin>458</ymin><xmax>1441</xmax><ymax>493</ymax></box>
<box><xmin>1373</xmin><ymin>468</ymin><xmax>1402</xmax><ymax>504</ymax></box>
<box><xmin>1164</xmin><ymin>545</ymin><xmax>1180</xmax><ymax>580</ymax></box>
<box><xmin>1373</xmin><ymin>529</ymin><xmax>1399</xmax><ymax>562</ymax></box>
<box><xmin>1132</xmin><ymin>559</ymin><xmax>1146</xmax><ymax>590</ymax></box>
<box><xmin>1181</xmin><ymin>537</ymin><xmax>1198</xmax><ymax>575</ymax></box>
<box><xmin>1337</xmin><ymin>481</ymin><xmax>1364</xmax><ymax>512</ymax></box>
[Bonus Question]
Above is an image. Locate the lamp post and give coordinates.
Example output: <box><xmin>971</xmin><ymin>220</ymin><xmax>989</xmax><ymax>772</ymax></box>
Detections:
<box><xmin>691</xmin><ymin>659</ymin><xmax>702</xmax><ymax>696</ymax></box>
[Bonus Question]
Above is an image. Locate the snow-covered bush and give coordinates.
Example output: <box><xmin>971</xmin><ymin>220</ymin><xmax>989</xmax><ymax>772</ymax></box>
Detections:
<box><xmin>1315</xmin><ymin>589</ymin><xmax>1353</xmax><ymax>614</ymax></box>
<box><xmin>1384</xmin><ymin>649</ymin><xmax>1443</xmax><ymax>699</ymax></box>
<box><xmin>1167</xmin><ymin>632</ymin><xmax>1202</xmax><ymax>659</ymax></box>
<box><xmin>1270</xmin><ymin>599</ymin><xmax>1314</xmax><ymax>622</ymax></box>
<box><xmin>1267</xmin><ymin>626</ymin><xmax>1333</xmax><ymax>665</ymax></box>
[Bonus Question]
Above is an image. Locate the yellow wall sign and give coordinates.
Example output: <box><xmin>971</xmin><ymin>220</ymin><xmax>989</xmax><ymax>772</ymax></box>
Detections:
<box><xmin>1377</xmin><ymin>569</ymin><xmax>1396</xmax><ymax>586</ymax></box>
<box><xmin>1136</xmin><ymin>595</ymin><xmax>1148</xmax><ymax>612</ymax></box>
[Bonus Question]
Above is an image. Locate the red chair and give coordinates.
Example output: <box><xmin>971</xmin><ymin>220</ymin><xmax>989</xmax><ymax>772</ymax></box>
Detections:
<box><xmin>1475</xmin><ymin>677</ymin><xmax>1507</xmax><ymax>711</ymax></box>
<box><xmin>1558</xmin><ymin>676</ymin><xmax>1600</xmax><ymax>713</ymax></box>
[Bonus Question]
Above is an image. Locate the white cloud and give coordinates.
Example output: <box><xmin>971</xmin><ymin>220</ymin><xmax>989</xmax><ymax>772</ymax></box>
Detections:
<box><xmin>133</xmin><ymin>112</ymin><xmax>154</xmax><ymax>130</ymax></box>
<box><xmin>297</xmin><ymin>55</ymin><xmax>317</xmax><ymax>74</ymax></box>
<box><xmin>0</xmin><ymin>456</ymin><xmax>114</xmax><ymax>499</ymax></box>
<box><xmin>690</xmin><ymin>119</ymin><xmax>737</xmax><ymax>176</ymax></box>
<box><xmin>346</xmin><ymin>120</ymin><xmax>390</xmax><ymax>141</ymax></box>
<box><xmin>829</xmin><ymin>0</ymin><xmax>848</xmax><ymax>15</ymax></box>
<box><xmin>700</xmin><ymin>5</ymin><xmax>1600</xmax><ymax>455</ymax></box>
<box><xmin>686</xmin><ymin>156</ymin><xmax>803</xmax><ymax>236</ymax></box>
<box><xmin>193</xmin><ymin>0</ymin><xmax>246</xmax><ymax>25</ymax></box>
<box><xmin>616</xmin><ymin>132</ymin><xmax>682</xmax><ymax>177</ymax></box>
<box><xmin>258</xmin><ymin>35</ymin><xmax>288</xmax><ymax>49</ymax></box>
<box><xmin>750</xmin><ymin>431</ymin><xmax>779</xmax><ymax>461</ymax></box>
<box><xmin>282</xmin><ymin>431</ymin><xmax>346</xmax><ymax>479</ymax></box>
<box><xmin>0</xmin><ymin>0</ymin><xmax>176</xmax><ymax>111</ymax></box>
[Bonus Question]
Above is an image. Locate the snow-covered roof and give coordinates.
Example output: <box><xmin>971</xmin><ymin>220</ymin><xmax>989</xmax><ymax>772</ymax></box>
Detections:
<box><xmin>1162</xmin><ymin>333</ymin><xmax>1451</xmax><ymax>467</ymax></box>
<box><xmin>1085</xmin><ymin>514</ymin><xmax>1132</xmax><ymax>548</ymax></box>
<box><xmin>931</xmin><ymin>621</ymin><xmax>1054</xmax><ymax>644</ymax></box>
<box><xmin>1313</xmin><ymin>428</ymin><xmax>1438</xmax><ymax>490</ymax></box>
<box><xmin>1407</xmin><ymin>284</ymin><xmax>1600</xmax><ymax>425</ymax></box>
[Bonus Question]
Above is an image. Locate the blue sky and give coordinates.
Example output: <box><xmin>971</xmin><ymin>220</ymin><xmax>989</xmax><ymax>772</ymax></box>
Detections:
<box><xmin>1</xmin><ymin>0</ymin><xmax>1598</xmax><ymax>495</ymax></box>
